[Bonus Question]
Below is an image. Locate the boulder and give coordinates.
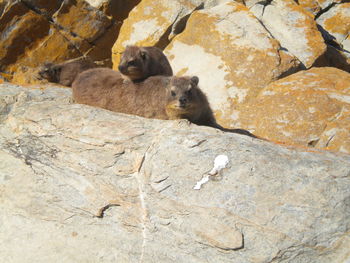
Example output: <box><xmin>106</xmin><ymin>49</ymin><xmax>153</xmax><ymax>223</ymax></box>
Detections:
<box><xmin>0</xmin><ymin>1</ymin><xmax>51</xmax><ymax>72</ymax></box>
<box><xmin>21</xmin><ymin>0</ymin><xmax>63</xmax><ymax>16</ymax></box>
<box><xmin>52</xmin><ymin>0</ymin><xmax>111</xmax><ymax>43</ymax></box>
<box><xmin>238</xmin><ymin>67</ymin><xmax>350</xmax><ymax>154</ymax></box>
<box><xmin>317</xmin><ymin>3</ymin><xmax>350</xmax><ymax>54</ymax></box>
<box><xmin>111</xmin><ymin>0</ymin><xmax>235</xmax><ymax>68</ymax></box>
<box><xmin>164</xmin><ymin>2</ymin><xmax>300</xmax><ymax>127</ymax></box>
<box><xmin>296</xmin><ymin>0</ymin><xmax>343</xmax><ymax>15</ymax></box>
<box><xmin>0</xmin><ymin>83</ymin><xmax>349</xmax><ymax>262</ymax></box>
<box><xmin>250</xmin><ymin>0</ymin><xmax>327</xmax><ymax>68</ymax></box>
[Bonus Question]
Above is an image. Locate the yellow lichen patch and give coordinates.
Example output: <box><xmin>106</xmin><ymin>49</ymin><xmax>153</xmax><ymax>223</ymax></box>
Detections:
<box><xmin>8</xmin><ymin>28</ymin><xmax>89</xmax><ymax>74</ymax></box>
<box><xmin>0</xmin><ymin>2</ymin><xmax>50</xmax><ymax>72</ymax></box>
<box><xmin>52</xmin><ymin>0</ymin><xmax>111</xmax><ymax>43</ymax></box>
<box><xmin>323</xmin><ymin>3</ymin><xmax>350</xmax><ymax>35</ymax></box>
<box><xmin>239</xmin><ymin>67</ymin><xmax>350</xmax><ymax>153</ymax></box>
<box><xmin>11</xmin><ymin>66</ymin><xmax>47</xmax><ymax>86</ymax></box>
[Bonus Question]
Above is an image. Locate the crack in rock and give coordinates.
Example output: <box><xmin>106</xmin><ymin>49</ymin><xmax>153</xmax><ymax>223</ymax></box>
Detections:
<box><xmin>96</xmin><ymin>204</ymin><xmax>120</xmax><ymax>218</ymax></box>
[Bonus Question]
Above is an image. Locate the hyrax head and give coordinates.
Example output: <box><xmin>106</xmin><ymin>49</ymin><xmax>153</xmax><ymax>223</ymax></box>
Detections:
<box><xmin>165</xmin><ymin>76</ymin><xmax>200</xmax><ymax>114</ymax></box>
<box><xmin>118</xmin><ymin>45</ymin><xmax>150</xmax><ymax>81</ymax></box>
<box><xmin>38</xmin><ymin>62</ymin><xmax>61</xmax><ymax>83</ymax></box>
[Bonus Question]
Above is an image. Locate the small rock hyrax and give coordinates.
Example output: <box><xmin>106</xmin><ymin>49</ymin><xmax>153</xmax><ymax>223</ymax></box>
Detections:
<box><xmin>38</xmin><ymin>57</ymin><xmax>97</xmax><ymax>86</ymax></box>
<box><xmin>72</xmin><ymin>68</ymin><xmax>218</xmax><ymax>127</ymax></box>
<box><xmin>118</xmin><ymin>45</ymin><xmax>173</xmax><ymax>82</ymax></box>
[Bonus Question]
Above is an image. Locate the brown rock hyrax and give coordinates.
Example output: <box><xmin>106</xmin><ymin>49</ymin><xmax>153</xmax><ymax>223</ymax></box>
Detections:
<box><xmin>72</xmin><ymin>68</ymin><xmax>218</xmax><ymax>128</ymax></box>
<box><xmin>38</xmin><ymin>57</ymin><xmax>97</xmax><ymax>86</ymax></box>
<box><xmin>118</xmin><ymin>45</ymin><xmax>173</xmax><ymax>82</ymax></box>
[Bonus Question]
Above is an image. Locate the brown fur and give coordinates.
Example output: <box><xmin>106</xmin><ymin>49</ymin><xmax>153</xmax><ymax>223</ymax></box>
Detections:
<box><xmin>38</xmin><ymin>57</ymin><xmax>97</xmax><ymax>86</ymax></box>
<box><xmin>118</xmin><ymin>45</ymin><xmax>173</xmax><ymax>82</ymax></box>
<box><xmin>72</xmin><ymin>68</ymin><xmax>217</xmax><ymax>127</ymax></box>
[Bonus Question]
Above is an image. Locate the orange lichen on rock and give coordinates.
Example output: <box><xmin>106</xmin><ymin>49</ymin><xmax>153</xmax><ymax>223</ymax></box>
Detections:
<box><xmin>320</xmin><ymin>3</ymin><xmax>350</xmax><ymax>36</ymax></box>
<box><xmin>239</xmin><ymin>67</ymin><xmax>350</xmax><ymax>154</ymax></box>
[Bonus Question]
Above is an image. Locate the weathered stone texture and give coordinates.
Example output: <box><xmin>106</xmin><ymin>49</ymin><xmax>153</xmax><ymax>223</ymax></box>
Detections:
<box><xmin>0</xmin><ymin>2</ymin><xmax>51</xmax><ymax>72</ymax></box>
<box><xmin>0</xmin><ymin>83</ymin><xmax>349</xmax><ymax>262</ymax></box>
<box><xmin>0</xmin><ymin>0</ymin><xmax>137</xmax><ymax>83</ymax></box>
<box><xmin>52</xmin><ymin>0</ymin><xmax>111</xmax><ymax>43</ymax></box>
<box><xmin>238</xmin><ymin>67</ymin><xmax>350</xmax><ymax>154</ymax></box>
<box><xmin>317</xmin><ymin>3</ymin><xmax>350</xmax><ymax>53</ymax></box>
<box><xmin>296</xmin><ymin>0</ymin><xmax>343</xmax><ymax>15</ymax></box>
<box><xmin>250</xmin><ymin>0</ymin><xmax>327</xmax><ymax>68</ymax></box>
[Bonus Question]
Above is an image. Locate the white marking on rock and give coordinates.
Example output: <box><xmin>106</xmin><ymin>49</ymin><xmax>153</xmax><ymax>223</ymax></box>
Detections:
<box><xmin>328</xmin><ymin>93</ymin><xmax>350</xmax><ymax>104</ymax></box>
<box><xmin>262</xmin><ymin>90</ymin><xmax>276</xmax><ymax>96</ymax></box>
<box><xmin>230</xmin><ymin>110</ymin><xmax>240</xmax><ymax>121</ymax></box>
<box><xmin>308</xmin><ymin>107</ymin><xmax>316</xmax><ymax>113</ymax></box>
<box><xmin>227</xmin><ymin>86</ymin><xmax>248</xmax><ymax>103</ymax></box>
<box><xmin>193</xmin><ymin>155</ymin><xmax>229</xmax><ymax>190</ymax></box>
<box><xmin>84</xmin><ymin>0</ymin><xmax>108</xmax><ymax>8</ymax></box>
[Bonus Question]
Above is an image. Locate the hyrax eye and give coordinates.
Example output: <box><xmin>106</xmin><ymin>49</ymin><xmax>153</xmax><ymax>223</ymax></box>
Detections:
<box><xmin>186</xmin><ymin>89</ymin><xmax>192</xmax><ymax>96</ymax></box>
<box><xmin>171</xmin><ymin>91</ymin><xmax>176</xmax><ymax>97</ymax></box>
<box><xmin>127</xmin><ymin>60</ymin><xmax>136</xmax><ymax>66</ymax></box>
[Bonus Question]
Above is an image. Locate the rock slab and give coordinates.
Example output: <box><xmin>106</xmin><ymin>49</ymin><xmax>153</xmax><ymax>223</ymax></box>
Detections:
<box><xmin>0</xmin><ymin>83</ymin><xmax>350</xmax><ymax>262</ymax></box>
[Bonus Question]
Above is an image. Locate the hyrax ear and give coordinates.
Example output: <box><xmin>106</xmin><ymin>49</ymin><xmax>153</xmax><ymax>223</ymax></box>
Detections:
<box><xmin>43</xmin><ymin>62</ymin><xmax>53</xmax><ymax>68</ymax></box>
<box><xmin>140</xmin><ymin>49</ymin><xmax>147</xmax><ymax>60</ymax></box>
<box><xmin>190</xmin><ymin>76</ymin><xmax>199</xmax><ymax>87</ymax></box>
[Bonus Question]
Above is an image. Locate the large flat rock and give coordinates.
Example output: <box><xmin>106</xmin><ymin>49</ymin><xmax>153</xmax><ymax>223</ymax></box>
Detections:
<box><xmin>0</xmin><ymin>83</ymin><xmax>349</xmax><ymax>262</ymax></box>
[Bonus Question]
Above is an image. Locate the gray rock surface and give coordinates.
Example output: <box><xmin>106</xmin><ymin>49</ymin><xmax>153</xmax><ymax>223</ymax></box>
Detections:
<box><xmin>0</xmin><ymin>83</ymin><xmax>350</xmax><ymax>262</ymax></box>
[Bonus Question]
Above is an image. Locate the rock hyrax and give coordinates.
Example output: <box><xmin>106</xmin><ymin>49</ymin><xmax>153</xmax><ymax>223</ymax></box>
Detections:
<box><xmin>72</xmin><ymin>68</ymin><xmax>218</xmax><ymax>128</ymax></box>
<box><xmin>38</xmin><ymin>57</ymin><xmax>97</xmax><ymax>86</ymax></box>
<box><xmin>118</xmin><ymin>45</ymin><xmax>173</xmax><ymax>82</ymax></box>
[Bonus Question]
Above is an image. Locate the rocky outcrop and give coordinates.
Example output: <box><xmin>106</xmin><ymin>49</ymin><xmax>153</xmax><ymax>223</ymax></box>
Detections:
<box><xmin>111</xmin><ymin>0</ymin><xmax>238</xmax><ymax>67</ymax></box>
<box><xmin>0</xmin><ymin>83</ymin><xmax>350</xmax><ymax>262</ymax></box>
<box><xmin>238</xmin><ymin>67</ymin><xmax>350</xmax><ymax>154</ymax></box>
<box><xmin>164</xmin><ymin>2</ymin><xmax>300</xmax><ymax>127</ymax></box>
<box><xmin>0</xmin><ymin>0</ymin><xmax>140</xmax><ymax>84</ymax></box>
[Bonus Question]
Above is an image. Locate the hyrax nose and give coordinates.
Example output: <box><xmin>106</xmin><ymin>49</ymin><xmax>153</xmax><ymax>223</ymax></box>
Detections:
<box><xmin>118</xmin><ymin>64</ymin><xmax>125</xmax><ymax>72</ymax></box>
<box><xmin>179</xmin><ymin>97</ymin><xmax>187</xmax><ymax>106</ymax></box>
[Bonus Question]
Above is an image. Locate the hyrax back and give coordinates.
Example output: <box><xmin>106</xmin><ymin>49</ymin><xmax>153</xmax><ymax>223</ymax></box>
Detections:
<box><xmin>72</xmin><ymin>67</ymin><xmax>170</xmax><ymax>119</ymax></box>
<box><xmin>72</xmin><ymin>68</ymin><xmax>218</xmax><ymax>128</ymax></box>
<box><xmin>118</xmin><ymin>45</ymin><xmax>173</xmax><ymax>82</ymax></box>
<box><xmin>39</xmin><ymin>57</ymin><xmax>97</xmax><ymax>86</ymax></box>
